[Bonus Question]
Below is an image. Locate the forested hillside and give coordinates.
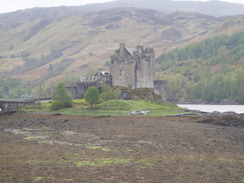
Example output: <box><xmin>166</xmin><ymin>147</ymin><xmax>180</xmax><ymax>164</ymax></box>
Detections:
<box><xmin>155</xmin><ymin>32</ymin><xmax>244</xmax><ymax>103</ymax></box>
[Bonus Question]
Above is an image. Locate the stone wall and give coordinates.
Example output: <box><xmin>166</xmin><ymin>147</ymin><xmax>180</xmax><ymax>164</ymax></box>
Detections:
<box><xmin>135</xmin><ymin>59</ymin><xmax>154</xmax><ymax>88</ymax></box>
<box><xmin>66</xmin><ymin>74</ymin><xmax>112</xmax><ymax>99</ymax></box>
<box><xmin>110</xmin><ymin>43</ymin><xmax>154</xmax><ymax>89</ymax></box>
<box><xmin>0</xmin><ymin>101</ymin><xmax>35</xmax><ymax>113</ymax></box>
<box><xmin>110</xmin><ymin>61</ymin><xmax>136</xmax><ymax>88</ymax></box>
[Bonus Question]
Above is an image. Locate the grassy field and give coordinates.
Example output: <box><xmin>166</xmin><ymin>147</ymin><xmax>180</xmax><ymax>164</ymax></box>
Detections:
<box><xmin>21</xmin><ymin>99</ymin><xmax>185</xmax><ymax>116</ymax></box>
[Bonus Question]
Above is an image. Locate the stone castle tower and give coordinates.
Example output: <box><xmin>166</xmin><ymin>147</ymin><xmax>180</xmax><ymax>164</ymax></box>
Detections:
<box><xmin>110</xmin><ymin>43</ymin><xmax>154</xmax><ymax>89</ymax></box>
<box><xmin>66</xmin><ymin>43</ymin><xmax>167</xmax><ymax>101</ymax></box>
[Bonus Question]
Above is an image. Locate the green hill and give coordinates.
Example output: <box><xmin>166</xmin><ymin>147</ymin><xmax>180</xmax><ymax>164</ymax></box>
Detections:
<box><xmin>155</xmin><ymin>32</ymin><xmax>244</xmax><ymax>103</ymax></box>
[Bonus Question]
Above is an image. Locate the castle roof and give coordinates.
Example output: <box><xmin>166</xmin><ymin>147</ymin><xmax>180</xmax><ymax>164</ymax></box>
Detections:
<box><xmin>125</xmin><ymin>47</ymin><xmax>137</xmax><ymax>55</ymax></box>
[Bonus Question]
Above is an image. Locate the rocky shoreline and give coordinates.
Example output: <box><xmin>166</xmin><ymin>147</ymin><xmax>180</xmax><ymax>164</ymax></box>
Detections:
<box><xmin>173</xmin><ymin>110</ymin><xmax>244</xmax><ymax>127</ymax></box>
<box><xmin>0</xmin><ymin>113</ymin><xmax>243</xmax><ymax>182</ymax></box>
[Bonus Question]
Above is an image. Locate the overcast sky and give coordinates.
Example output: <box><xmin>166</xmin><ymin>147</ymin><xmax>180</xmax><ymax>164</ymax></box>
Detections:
<box><xmin>1</xmin><ymin>0</ymin><xmax>244</xmax><ymax>13</ymax></box>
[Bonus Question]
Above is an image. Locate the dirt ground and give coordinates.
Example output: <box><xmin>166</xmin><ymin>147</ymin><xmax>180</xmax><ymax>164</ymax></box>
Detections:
<box><xmin>0</xmin><ymin>113</ymin><xmax>243</xmax><ymax>183</ymax></box>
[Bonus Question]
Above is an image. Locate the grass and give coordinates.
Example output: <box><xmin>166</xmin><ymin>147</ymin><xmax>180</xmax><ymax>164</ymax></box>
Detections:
<box><xmin>96</xmin><ymin>100</ymin><xmax>134</xmax><ymax>110</ymax></box>
<box><xmin>20</xmin><ymin>99</ymin><xmax>185</xmax><ymax>116</ymax></box>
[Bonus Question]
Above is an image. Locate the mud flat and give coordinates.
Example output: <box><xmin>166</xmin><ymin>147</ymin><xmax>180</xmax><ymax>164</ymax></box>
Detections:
<box><xmin>0</xmin><ymin>113</ymin><xmax>243</xmax><ymax>183</ymax></box>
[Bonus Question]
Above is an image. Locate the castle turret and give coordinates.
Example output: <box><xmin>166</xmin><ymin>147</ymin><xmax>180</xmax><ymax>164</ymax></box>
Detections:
<box><xmin>120</xmin><ymin>43</ymin><xmax>125</xmax><ymax>57</ymax></box>
<box><xmin>136</xmin><ymin>45</ymin><xmax>144</xmax><ymax>56</ymax></box>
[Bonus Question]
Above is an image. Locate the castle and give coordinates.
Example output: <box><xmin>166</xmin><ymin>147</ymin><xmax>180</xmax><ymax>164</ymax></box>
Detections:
<box><xmin>110</xmin><ymin>43</ymin><xmax>154</xmax><ymax>89</ymax></box>
<box><xmin>66</xmin><ymin>43</ymin><xmax>167</xmax><ymax>100</ymax></box>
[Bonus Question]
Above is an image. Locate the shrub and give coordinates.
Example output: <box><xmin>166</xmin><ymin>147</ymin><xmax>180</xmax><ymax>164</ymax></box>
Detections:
<box><xmin>51</xmin><ymin>82</ymin><xmax>73</xmax><ymax>110</ymax></box>
<box><xmin>100</xmin><ymin>84</ymin><xmax>120</xmax><ymax>101</ymax></box>
<box><xmin>85</xmin><ymin>86</ymin><xmax>100</xmax><ymax>107</ymax></box>
<box><xmin>50</xmin><ymin>101</ymin><xmax>65</xmax><ymax>111</ymax></box>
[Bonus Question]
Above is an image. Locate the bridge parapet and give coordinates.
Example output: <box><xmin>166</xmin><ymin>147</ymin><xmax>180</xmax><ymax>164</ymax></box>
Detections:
<box><xmin>0</xmin><ymin>100</ymin><xmax>35</xmax><ymax>113</ymax></box>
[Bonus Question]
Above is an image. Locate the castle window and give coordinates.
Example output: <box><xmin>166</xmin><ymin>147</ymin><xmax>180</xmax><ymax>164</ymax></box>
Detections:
<box><xmin>136</xmin><ymin>63</ymin><xmax>140</xmax><ymax>70</ymax></box>
<box><xmin>120</xmin><ymin>69</ymin><xmax>122</xmax><ymax>76</ymax></box>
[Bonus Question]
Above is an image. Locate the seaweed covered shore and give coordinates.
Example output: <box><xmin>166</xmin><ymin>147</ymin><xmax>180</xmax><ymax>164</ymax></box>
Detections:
<box><xmin>0</xmin><ymin>113</ymin><xmax>243</xmax><ymax>183</ymax></box>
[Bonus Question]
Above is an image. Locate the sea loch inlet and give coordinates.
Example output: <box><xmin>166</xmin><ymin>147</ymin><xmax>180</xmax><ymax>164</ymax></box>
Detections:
<box><xmin>178</xmin><ymin>104</ymin><xmax>244</xmax><ymax>114</ymax></box>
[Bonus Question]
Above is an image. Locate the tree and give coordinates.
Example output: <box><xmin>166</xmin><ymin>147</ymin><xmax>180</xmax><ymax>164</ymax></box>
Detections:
<box><xmin>51</xmin><ymin>82</ymin><xmax>73</xmax><ymax>110</ymax></box>
<box><xmin>85</xmin><ymin>86</ymin><xmax>100</xmax><ymax>107</ymax></box>
<box><xmin>100</xmin><ymin>84</ymin><xmax>120</xmax><ymax>101</ymax></box>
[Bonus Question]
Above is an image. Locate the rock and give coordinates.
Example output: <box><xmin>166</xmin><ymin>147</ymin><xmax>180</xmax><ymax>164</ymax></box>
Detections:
<box><xmin>211</xmin><ymin>111</ymin><xmax>221</xmax><ymax>116</ymax></box>
<box><xmin>130</xmin><ymin>111</ymin><xmax>144</xmax><ymax>115</ymax></box>
<box><xmin>221</xmin><ymin>111</ymin><xmax>237</xmax><ymax>116</ymax></box>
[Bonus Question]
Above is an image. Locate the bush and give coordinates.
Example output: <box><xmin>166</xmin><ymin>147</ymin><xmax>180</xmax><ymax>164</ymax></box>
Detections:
<box><xmin>50</xmin><ymin>101</ymin><xmax>65</xmax><ymax>111</ymax></box>
<box><xmin>100</xmin><ymin>84</ymin><xmax>120</xmax><ymax>101</ymax></box>
<box><xmin>131</xmin><ymin>88</ymin><xmax>162</xmax><ymax>103</ymax></box>
<box><xmin>51</xmin><ymin>82</ymin><xmax>73</xmax><ymax>110</ymax></box>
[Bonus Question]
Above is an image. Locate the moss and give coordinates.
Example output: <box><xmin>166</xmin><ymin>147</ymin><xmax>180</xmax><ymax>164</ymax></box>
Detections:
<box><xmin>34</xmin><ymin>176</ymin><xmax>45</xmax><ymax>181</ymax></box>
<box><xmin>75</xmin><ymin>158</ymin><xmax>130</xmax><ymax>167</ymax></box>
<box><xmin>24</xmin><ymin>136</ymin><xmax>45</xmax><ymax>140</ymax></box>
<box><xmin>124</xmin><ymin>149</ymin><xmax>133</xmax><ymax>152</ymax></box>
<box><xmin>67</xmin><ymin>153</ymin><xmax>82</xmax><ymax>160</ymax></box>
<box><xmin>137</xmin><ymin>159</ymin><xmax>154</xmax><ymax>167</ymax></box>
<box><xmin>85</xmin><ymin>145</ymin><xmax>112</xmax><ymax>152</ymax></box>
<box><xmin>40</xmin><ymin>127</ymin><xmax>51</xmax><ymax>131</ymax></box>
<box><xmin>24</xmin><ymin>159</ymin><xmax>70</xmax><ymax>165</ymax></box>
<box><xmin>25</xmin><ymin>160</ymin><xmax>46</xmax><ymax>165</ymax></box>
<box><xmin>38</xmin><ymin>141</ymin><xmax>53</xmax><ymax>144</ymax></box>
<box><xmin>131</xmin><ymin>88</ymin><xmax>163</xmax><ymax>102</ymax></box>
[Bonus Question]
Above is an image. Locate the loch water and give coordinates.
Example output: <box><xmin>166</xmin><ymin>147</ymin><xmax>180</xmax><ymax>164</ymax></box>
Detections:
<box><xmin>177</xmin><ymin>104</ymin><xmax>244</xmax><ymax>114</ymax></box>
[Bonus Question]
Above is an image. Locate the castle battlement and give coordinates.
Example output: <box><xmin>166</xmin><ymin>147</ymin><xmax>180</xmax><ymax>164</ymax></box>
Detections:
<box><xmin>111</xmin><ymin>43</ymin><xmax>154</xmax><ymax>64</ymax></box>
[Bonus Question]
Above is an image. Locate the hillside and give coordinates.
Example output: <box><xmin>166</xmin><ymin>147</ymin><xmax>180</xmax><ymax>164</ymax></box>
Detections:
<box><xmin>155</xmin><ymin>32</ymin><xmax>244</xmax><ymax>103</ymax></box>
<box><xmin>0</xmin><ymin>7</ymin><xmax>243</xmax><ymax>99</ymax></box>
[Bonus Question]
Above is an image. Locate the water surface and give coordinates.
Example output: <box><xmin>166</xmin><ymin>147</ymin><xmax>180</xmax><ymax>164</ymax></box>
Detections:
<box><xmin>177</xmin><ymin>104</ymin><xmax>244</xmax><ymax>114</ymax></box>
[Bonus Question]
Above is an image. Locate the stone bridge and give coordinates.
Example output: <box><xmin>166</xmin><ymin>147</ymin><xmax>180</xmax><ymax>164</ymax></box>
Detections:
<box><xmin>0</xmin><ymin>100</ymin><xmax>35</xmax><ymax>113</ymax></box>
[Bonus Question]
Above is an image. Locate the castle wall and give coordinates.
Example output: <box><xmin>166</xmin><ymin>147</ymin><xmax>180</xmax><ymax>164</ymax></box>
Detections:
<box><xmin>136</xmin><ymin>59</ymin><xmax>154</xmax><ymax>88</ymax></box>
<box><xmin>110</xmin><ymin>61</ymin><xmax>136</xmax><ymax>88</ymax></box>
<box><xmin>66</xmin><ymin>74</ymin><xmax>112</xmax><ymax>99</ymax></box>
<box><xmin>110</xmin><ymin>44</ymin><xmax>154</xmax><ymax>89</ymax></box>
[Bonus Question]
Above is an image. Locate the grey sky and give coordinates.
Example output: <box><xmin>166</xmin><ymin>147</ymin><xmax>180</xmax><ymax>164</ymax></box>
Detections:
<box><xmin>1</xmin><ymin>0</ymin><xmax>243</xmax><ymax>13</ymax></box>
<box><xmin>0</xmin><ymin>0</ymin><xmax>115</xmax><ymax>13</ymax></box>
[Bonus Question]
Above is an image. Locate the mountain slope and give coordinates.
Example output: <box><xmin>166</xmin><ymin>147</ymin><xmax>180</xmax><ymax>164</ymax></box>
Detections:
<box><xmin>107</xmin><ymin>0</ymin><xmax>244</xmax><ymax>17</ymax></box>
<box><xmin>0</xmin><ymin>9</ymin><xmax>243</xmax><ymax>81</ymax></box>
<box><xmin>0</xmin><ymin>7</ymin><xmax>243</xmax><ymax>99</ymax></box>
